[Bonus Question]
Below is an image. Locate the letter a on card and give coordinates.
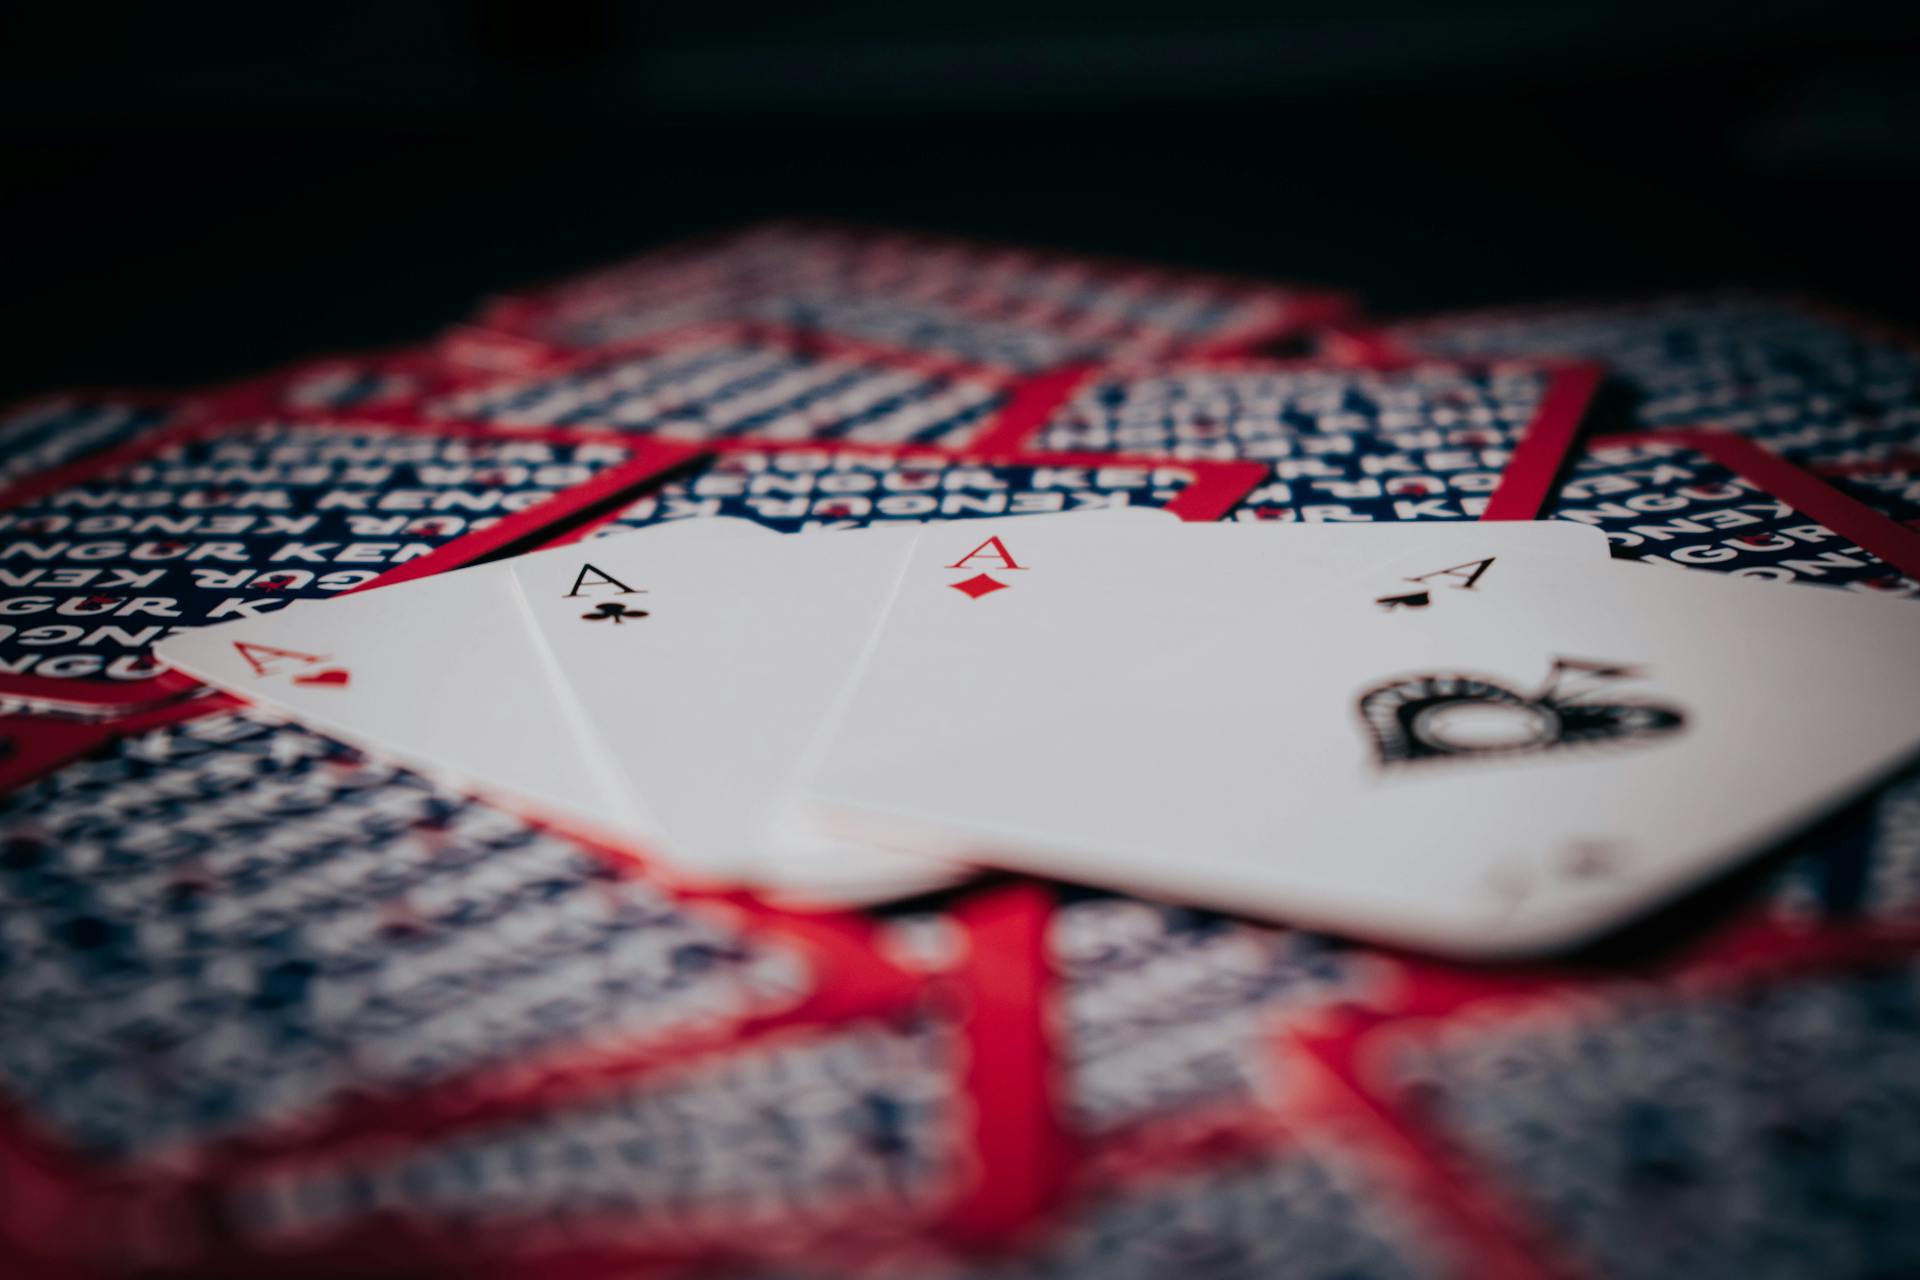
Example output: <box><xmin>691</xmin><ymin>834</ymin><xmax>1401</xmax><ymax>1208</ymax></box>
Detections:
<box><xmin>564</xmin><ymin>563</ymin><xmax>641</xmax><ymax>598</ymax></box>
<box><xmin>1406</xmin><ymin>556</ymin><xmax>1496</xmax><ymax>591</ymax></box>
<box><xmin>946</xmin><ymin>535</ymin><xmax>1025</xmax><ymax>600</ymax></box>
<box><xmin>1376</xmin><ymin>556</ymin><xmax>1498</xmax><ymax>610</ymax></box>
<box><xmin>232</xmin><ymin>641</ymin><xmax>349</xmax><ymax>687</ymax></box>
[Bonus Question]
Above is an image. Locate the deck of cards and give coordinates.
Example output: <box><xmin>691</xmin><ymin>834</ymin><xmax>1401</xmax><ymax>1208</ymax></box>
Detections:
<box><xmin>158</xmin><ymin>504</ymin><xmax>1920</xmax><ymax>960</ymax></box>
<box><xmin>5</xmin><ymin>224</ymin><xmax>1920</xmax><ymax>1278</ymax></box>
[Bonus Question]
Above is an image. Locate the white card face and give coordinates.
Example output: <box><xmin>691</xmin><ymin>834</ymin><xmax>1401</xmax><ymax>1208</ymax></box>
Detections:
<box><xmin>509</xmin><ymin>507</ymin><xmax>1181</xmax><ymax>896</ymax></box>
<box><xmin>153</xmin><ymin>561</ymin><xmax>655</xmax><ymax>838</ymax></box>
<box><xmin>504</xmin><ymin>525</ymin><xmax>921</xmax><ymax>881</ymax></box>
<box><xmin>763</xmin><ymin>519</ymin><xmax>1614</xmax><ymax>902</ymax></box>
<box><xmin>803</xmin><ymin>521</ymin><xmax>1920</xmax><ymax>957</ymax></box>
<box><xmin>150</xmin><ymin>517</ymin><xmax>777</xmax><ymax>848</ymax></box>
<box><xmin>752</xmin><ymin>507</ymin><xmax>1188</xmax><ymax>902</ymax></box>
<box><xmin>155</xmin><ymin>508</ymin><xmax>1170</xmax><ymax>903</ymax></box>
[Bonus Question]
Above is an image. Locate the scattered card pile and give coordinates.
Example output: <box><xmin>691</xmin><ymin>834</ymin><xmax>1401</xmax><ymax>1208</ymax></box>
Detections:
<box><xmin>3</xmin><ymin>223</ymin><xmax>1920</xmax><ymax>1279</ymax></box>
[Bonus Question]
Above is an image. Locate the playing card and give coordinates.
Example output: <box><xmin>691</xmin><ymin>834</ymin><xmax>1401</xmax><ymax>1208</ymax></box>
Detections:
<box><xmin>1299</xmin><ymin>938</ymin><xmax>1920</xmax><ymax>1280</ymax></box>
<box><xmin>0</xmin><ymin>416</ymin><xmax>699</xmax><ymax>712</ymax></box>
<box><xmin>522</xmin><ymin>440</ymin><xmax>1276</xmax><ymax>897</ymax></box>
<box><xmin>1048</xmin><ymin>887</ymin><xmax>1401</xmax><ymax>1169</ymax></box>
<box><xmin>192</xmin><ymin>347</ymin><xmax>453</xmax><ymax>418</ymax></box>
<box><xmin>0</xmin><ymin>703</ymin><xmax>932</xmax><ymax>1272</ymax></box>
<box><xmin>192</xmin><ymin>882</ymin><xmax>1057</xmax><ymax>1277</ymax></box>
<box><xmin>973</xmin><ymin>357</ymin><xmax>1602</xmax><ymax>523</ymax></box>
<box><xmin>548</xmin><ymin>440</ymin><xmax>1269</xmax><ymax>540</ymax></box>
<box><xmin>216</xmin><ymin>1012</ymin><xmax>973</xmax><ymax>1273</ymax></box>
<box><xmin>544</xmin><ymin>508</ymin><xmax>1173</xmax><ymax>890</ymax></box>
<box><xmin>431</xmin><ymin>324</ymin><xmax>558</xmax><ymax>377</ymax></box>
<box><xmin>473</xmin><ymin>220</ymin><xmax>1354</xmax><ymax>373</ymax></box>
<box><xmin>153</xmin><ymin>511</ymin><xmax>1152</xmax><ymax>903</ymax></box>
<box><xmin>1337</xmin><ymin>291</ymin><xmax>1920</xmax><ymax>468</ymax></box>
<box><xmin>0</xmin><ymin>705</ymin><xmax>825</xmax><ymax>1158</ymax></box>
<box><xmin>890</xmin><ymin>1140</ymin><xmax>1497</xmax><ymax>1280</ymax></box>
<box><xmin>0</xmin><ymin>388</ymin><xmax>180</xmax><ymax>491</ymax></box>
<box><xmin>164</xmin><ymin>551</ymin><xmax>669</xmax><ymax>839</ymax></box>
<box><xmin>1540</xmin><ymin>431</ymin><xmax>1920</xmax><ymax>950</ymax></box>
<box><xmin>148</xmin><ymin>518</ymin><xmax>775</xmax><ymax>866</ymax></box>
<box><xmin>518</xmin><ymin>437</ymin><xmax>1267</xmax><ymax>900</ymax></box>
<box><xmin>1814</xmin><ymin>454</ymin><xmax>1920</xmax><ymax>531</ymax></box>
<box><xmin>1769</xmin><ymin>764</ymin><xmax>1920</xmax><ymax>933</ymax></box>
<box><xmin>803</xmin><ymin>518</ymin><xmax>1920</xmax><ymax>957</ymax></box>
<box><xmin>412</xmin><ymin>323</ymin><xmax>1020</xmax><ymax>449</ymax></box>
<box><xmin>505</xmin><ymin>519</ymin><xmax>926</xmax><ymax>886</ymax></box>
<box><xmin>761</xmin><ymin>518</ymin><xmax>1604</xmax><ymax>904</ymax></box>
<box><xmin>1552</xmin><ymin>431</ymin><xmax>1920</xmax><ymax>593</ymax></box>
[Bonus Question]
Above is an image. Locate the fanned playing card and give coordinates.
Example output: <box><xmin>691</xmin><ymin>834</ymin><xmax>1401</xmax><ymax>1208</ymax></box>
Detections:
<box><xmin>155</xmin><ymin>511</ymin><xmax>1156</xmax><ymax>903</ymax></box>
<box><xmin>802</xmin><ymin>518</ymin><xmax>1920</xmax><ymax>957</ymax></box>
<box><xmin>0</xmin><ymin>415</ymin><xmax>696</xmax><ymax>712</ymax></box>
<box><xmin>152</xmin><ymin>519</ymin><xmax>779</xmax><ymax>863</ymax></box>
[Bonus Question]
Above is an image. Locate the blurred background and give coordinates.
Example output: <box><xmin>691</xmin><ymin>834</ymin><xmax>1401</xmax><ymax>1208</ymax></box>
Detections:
<box><xmin>5</xmin><ymin>0</ymin><xmax>1920</xmax><ymax>402</ymax></box>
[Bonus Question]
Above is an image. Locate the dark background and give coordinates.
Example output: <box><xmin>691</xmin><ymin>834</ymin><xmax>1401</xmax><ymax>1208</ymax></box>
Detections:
<box><xmin>5</xmin><ymin>1</ymin><xmax>1919</xmax><ymax>402</ymax></box>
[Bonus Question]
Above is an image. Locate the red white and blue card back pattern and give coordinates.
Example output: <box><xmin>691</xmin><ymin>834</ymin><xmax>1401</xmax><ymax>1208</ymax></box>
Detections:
<box><xmin>1348</xmin><ymin>293</ymin><xmax>1920</xmax><ymax>468</ymax></box>
<box><xmin>1548</xmin><ymin>433</ymin><xmax>1920</xmax><ymax>595</ymax></box>
<box><xmin>10</xmin><ymin>234</ymin><xmax>1920</xmax><ymax>1277</ymax></box>
<box><xmin>1305</xmin><ymin>945</ymin><xmax>1920</xmax><ymax>1280</ymax></box>
<box><xmin>194</xmin><ymin>882</ymin><xmax>1059</xmax><ymax>1275</ymax></box>
<box><xmin>219</xmin><ymin>1013</ymin><xmax>970</xmax><ymax>1271</ymax></box>
<box><xmin>978</xmin><ymin>359</ymin><xmax>1600</xmax><ymax>523</ymax></box>
<box><xmin>0</xmin><ymin>418</ymin><xmax>697</xmax><ymax>706</ymax></box>
<box><xmin>909</xmin><ymin>1144</ymin><xmax>1475</xmax><ymax>1280</ymax></box>
<box><xmin>547</xmin><ymin>442</ymin><xmax>1265</xmax><ymax>542</ymax></box>
<box><xmin>0</xmin><ymin>392</ymin><xmax>182</xmax><ymax>493</ymax></box>
<box><xmin>1049</xmin><ymin>888</ymin><xmax>1393</xmax><ymax>1159</ymax></box>
<box><xmin>414</xmin><ymin>325</ymin><xmax>1016</xmax><ymax>448</ymax></box>
<box><xmin>0</xmin><ymin>707</ymin><xmax>814</xmax><ymax>1175</ymax></box>
<box><xmin>1814</xmin><ymin>456</ymin><xmax>1920</xmax><ymax>531</ymax></box>
<box><xmin>191</xmin><ymin>349</ymin><xmax>455</xmax><ymax>420</ymax></box>
<box><xmin>1765</xmin><ymin>767</ymin><xmax>1920</xmax><ymax>934</ymax></box>
<box><xmin>474</xmin><ymin>221</ymin><xmax>1353</xmax><ymax>373</ymax></box>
